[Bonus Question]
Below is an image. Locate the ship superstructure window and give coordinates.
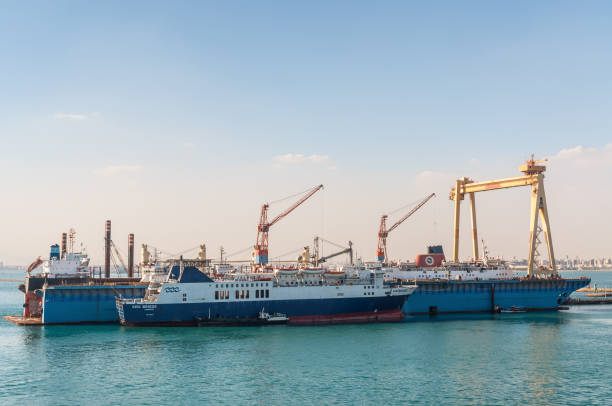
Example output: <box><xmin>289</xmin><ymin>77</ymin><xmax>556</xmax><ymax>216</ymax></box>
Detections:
<box><xmin>265</xmin><ymin>290</ymin><xmax>269</xmax><ymax>298</ymax></box>
<box><xmin>256</xmin><ymin>290</ymin><xmax>260</xmax><ymax>298</ymax></box>
<box><xmin>225</xmin><ymin>290</ymin><xmax>229</xmax><ymax>300</ymax></box>
<box><xmin>245</xmin><ymin>290</ymin><xmax>249</xmax><ymax>299</ymax></box>
<box><xmin>215</xmin><ymin>291</ymin><xmax>219</xmax><ymax>300</ymax></box>
<box><xmin>182</xmin><ymin>293</ymin><xmax>187</xmax><ymax>302</ymax></box>
<box><xmin>235</xmin><ymin>290</ymin><xmax>240</xmax><ymax>299</ymax></box>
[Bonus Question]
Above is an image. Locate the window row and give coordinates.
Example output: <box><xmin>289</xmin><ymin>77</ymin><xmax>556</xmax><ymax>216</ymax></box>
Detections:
<box><xmin>215</xmin><ymin>282</ymin><xmax>269</xmax><ymax>288</ymax></box>
<box><xmin>214</xmin><ymin>289</ymin><xmax>269</xmax><ymax>300</ymax></box>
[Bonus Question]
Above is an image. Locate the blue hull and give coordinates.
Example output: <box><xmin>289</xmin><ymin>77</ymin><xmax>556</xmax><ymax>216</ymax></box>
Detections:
<box><xmin>119</xmin><ymin>295</ymin><xmax>408</xmax><ymax>326</ymax></box>
<box><xmin>42</xmin><ymin>285</ymin><xmax>146</xmax><ymax>324</ymax></box>
<box><xmin>402</xmin><ymin>278</ymin><xmax>589</xmax><ymax>315</ymax></box>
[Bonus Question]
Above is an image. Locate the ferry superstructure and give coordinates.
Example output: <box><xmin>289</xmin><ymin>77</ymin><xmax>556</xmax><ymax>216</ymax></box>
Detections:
<box><xmin>117</xmin><ymin>262</ymin><xmax>416</xmax><ymax>326</ymax></box>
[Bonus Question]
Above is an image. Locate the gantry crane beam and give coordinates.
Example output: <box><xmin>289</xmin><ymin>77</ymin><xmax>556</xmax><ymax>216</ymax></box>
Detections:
<box><xmin>449</xmin><ymin>156</ymin><xmax>555</xmax><ymax>276</ymax></box>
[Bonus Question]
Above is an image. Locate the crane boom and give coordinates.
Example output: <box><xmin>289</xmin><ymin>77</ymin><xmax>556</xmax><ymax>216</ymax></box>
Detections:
<box><xmin>268</xmin><ymin>184</ymin><xmax>324</xmax><ymax>227</ymax></box>
<box><xmin>376</xmin><ymin>193</ymin><xmax>436</xmax><ymax>263</ymax></box>
<box><xmin>387</xmin><ymin>193</ymin><xmax>436</xmax><ymax>233</ymax></box>
<box><xmin>318</xmin><ymin>241</ymin><xmax>353</xmax><ymax>265</ymax></box>
<box><xmin>254</xmin><ymin>184</ymin><xmax>324</xmax><ymax>266</ymax></box>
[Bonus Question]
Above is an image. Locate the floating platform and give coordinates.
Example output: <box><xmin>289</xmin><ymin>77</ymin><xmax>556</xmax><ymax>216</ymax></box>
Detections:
<box><xmin>3</xmin><ymin>316</ymin><xmax>43</xmax><ymax>326</ymax></box>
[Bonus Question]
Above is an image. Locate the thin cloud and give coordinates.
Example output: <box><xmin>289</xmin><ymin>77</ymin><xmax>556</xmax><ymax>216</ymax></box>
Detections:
<box><xmin>94</xmin><ymin>165</ymin><xmax>143</xmax><ymax>177</ymax></box>
<box><xmin>274</xmin><ymin>153</ymin><xmax>330</xmax><ymax>165</ymax></box>
<box><xmin>53</xmin><ymin>113</ymin><xmax>88</xmax><ymax>120</ymax></box>
<box><xmin>550</xmin><ymin>144</ymin><xmax>612</xmax><ymax>168</ymax></box>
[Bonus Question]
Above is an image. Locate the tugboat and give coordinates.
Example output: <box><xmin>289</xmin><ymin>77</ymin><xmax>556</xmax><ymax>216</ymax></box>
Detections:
<box><xmin>258</xmin><ymin>309</ymin><xmax>289</xmax><ymax>324</ymax></box>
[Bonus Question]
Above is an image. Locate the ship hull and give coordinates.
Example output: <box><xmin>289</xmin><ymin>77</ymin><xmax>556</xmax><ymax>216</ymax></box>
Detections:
<box><xmin>402</xmin><ymin>278</ymin><xmax>589</xmax><ymax>316</ymax></box>
<box><xmin>42</xmin><ymin>284</ymin><xmax>146</xmax><ymax>324</ymax></box>
<box><xmin>118</xmin><ymin>295</ymin><xmax>409</xmax><ymax>326</ymax></box>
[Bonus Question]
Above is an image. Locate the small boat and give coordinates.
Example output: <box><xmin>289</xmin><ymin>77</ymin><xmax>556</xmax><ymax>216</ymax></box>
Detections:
<box><xmin>300</xmin><ymin>267</ymin><xmax>324</xmax><ymax>275</ymax></box>
<box><xmin>500</xmin><ymin>306</ymin><xmax>526</xmax><ymax>313</ymax></box>
<box><xmin>275</xmin><ymin>268</ymin><xmax>299</xmax><ymax>276</ymax></box>
<box><xmin>258</xmin><ymin>309</ymin><xmax>289</xmax><ymax>324</ymax></box>
<box><xmin>323</xmin><ymin>270</ymin><xmax>346</xmax><ymax>279</ymax></box>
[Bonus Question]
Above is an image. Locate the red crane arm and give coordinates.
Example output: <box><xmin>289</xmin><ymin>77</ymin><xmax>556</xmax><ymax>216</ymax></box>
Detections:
<box><xmin>386</xmin><ymin>193</ymin><xmax>436</xmax><ymax>234</ymax></box>
<box><xmin>267</xmin><ymin>184</ymin><xmax>324</xmax><ymax>227</ymax></box>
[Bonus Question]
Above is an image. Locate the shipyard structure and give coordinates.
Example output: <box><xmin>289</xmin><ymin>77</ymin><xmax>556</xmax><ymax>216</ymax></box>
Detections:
<box><xmin>5</xmin><ymin>156</ymin><xmax>590</xmax><ymax>326</ymax></box>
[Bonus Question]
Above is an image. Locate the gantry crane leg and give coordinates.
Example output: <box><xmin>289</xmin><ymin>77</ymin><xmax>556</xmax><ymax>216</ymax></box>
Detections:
<box><xmin>536</xmin><ymin>176</ymin><xmax>556</xmax><ymax>275</ymax></box>
<box><xmin>527</xmin><ymin>174</ymin><xmax>556</xmax><ymax>276</ymax></box>
<box><xmin>469</xmin><ymin>192</ymin><xmax>479</xmax><ymax>260</ymax></box>
<box><xmin>527</xmin><ymin>180</ymin><xmax>542</xmax><ymax>276</ymax></box>
<box><xmin>452</xmin><ymin>179</ymin><xmax>462</xmax><ymax>263</ymax></box>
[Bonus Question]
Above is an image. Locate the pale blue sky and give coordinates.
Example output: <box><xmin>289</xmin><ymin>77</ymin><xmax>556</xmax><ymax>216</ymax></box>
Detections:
<box><xmin>1</xmin><ymin>2</ymin><xmax>611</xmax><ymax>264</ymax></box>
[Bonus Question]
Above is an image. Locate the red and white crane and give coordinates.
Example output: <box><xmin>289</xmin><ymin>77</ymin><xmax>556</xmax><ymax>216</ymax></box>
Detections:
<box><xmin>253</xmin><ymin>184</ymin><xmax>324</xmax><ymax>267</ymax></box>
<box><xmin>376</xmin><ymin>193</ymin><xmax>436</xmax><ymax>263</ymax></box>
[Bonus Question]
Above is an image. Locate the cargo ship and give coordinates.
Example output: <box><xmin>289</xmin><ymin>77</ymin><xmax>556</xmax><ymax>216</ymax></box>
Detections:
<box><xmin>383</xmin><ymin>246</ymin><xmax>590</xmax><ymax>315</ymax></box>
<box><xmin>116</xmin><ymin>261</ymin><xmax>416</xmax><ymax>326</ymax></box>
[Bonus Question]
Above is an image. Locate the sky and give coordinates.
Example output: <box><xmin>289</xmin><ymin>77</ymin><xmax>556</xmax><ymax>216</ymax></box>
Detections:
<box><xmin>1</xmin><ymin>1</ymin><xmax>611</xmax><ymax>265</ymax></box>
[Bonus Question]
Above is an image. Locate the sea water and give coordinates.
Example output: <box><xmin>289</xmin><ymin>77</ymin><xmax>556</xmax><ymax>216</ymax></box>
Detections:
<box><xmin>1</xmin><ymin>269</ymin><xmax>611</xmax><ymax>405</ymax></box>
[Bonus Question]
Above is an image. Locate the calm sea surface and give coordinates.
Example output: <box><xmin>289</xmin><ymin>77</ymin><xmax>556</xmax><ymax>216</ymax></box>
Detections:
<box><xmin>1</xmin><ymin>269</ymin><xmax>611</xmax><ymax>405</ymax></box>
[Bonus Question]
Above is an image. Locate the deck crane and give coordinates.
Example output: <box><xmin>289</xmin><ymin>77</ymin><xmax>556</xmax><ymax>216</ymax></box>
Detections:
<box><xmin>376</xmin><ymin>193</ymin><xmax>436</xmax><ymax>263</ymax></box>
<box><xmin>313</xmin><ymin>237</ymin><xmax>353</xmax><ymax>266</ymax></box>
<box><xmin>253</xmin><ymin>184</ymin><xmax>324</xmax><ymax>267</ymax></box>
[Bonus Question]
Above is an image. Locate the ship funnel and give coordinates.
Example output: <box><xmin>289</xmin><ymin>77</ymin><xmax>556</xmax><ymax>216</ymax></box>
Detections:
<box><xmin>104</xmin><ymin>220</ymin><xmax>111</xmax><ymax>278</ymax></box>
<box><xmin>128</xmin><ymin>233</ymin><xmax>134</xmax><ymax>278</ymax></box>
<box><xmin>61</xmin><ymin>233</ymin><xmax>67</xmax><ymax>259</ymax></box>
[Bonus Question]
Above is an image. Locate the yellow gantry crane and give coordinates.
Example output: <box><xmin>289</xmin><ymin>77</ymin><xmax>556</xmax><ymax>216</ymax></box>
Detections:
<box><xmin>449</xmin><ymin>155</ymin><xmax>556</xmax><ymax>277</ymax></box>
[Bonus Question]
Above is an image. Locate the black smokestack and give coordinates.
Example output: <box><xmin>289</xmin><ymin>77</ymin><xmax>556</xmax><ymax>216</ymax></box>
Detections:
<box><xmin>128</xmin><ymin>233</ymin><xmax>134</xmax><ymax>278</ymax></box>
<box><xmin>104</xmin><ymin>220</ymin><xmax>111</xmax><ymax>278</ymax></box>
<box><xmin>61</xmin><ymin>233</ymin><xmax>67</xmax><ymax>259</ymax></box>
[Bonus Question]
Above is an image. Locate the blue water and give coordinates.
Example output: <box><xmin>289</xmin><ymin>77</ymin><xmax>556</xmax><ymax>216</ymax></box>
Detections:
<box><xmin>1</xmin><ymin>269</ymin><xmax>612</xmax><ymax>405</ymax></box>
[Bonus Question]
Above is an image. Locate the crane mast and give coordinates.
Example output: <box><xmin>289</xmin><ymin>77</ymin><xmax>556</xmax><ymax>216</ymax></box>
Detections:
<box><xmin>313</xmin><ymin>237</ymin><xmax>353</xmax><ymax>266</ymax></box>
<box><xmin>376</xmin><ymin>193</ymin><xmax>436</xmax><ymax>263</ymax></box>
<box><xmin>253</xmin><ymin>184</ymin><xmax>324</xmax><ymax>267</ymax></box>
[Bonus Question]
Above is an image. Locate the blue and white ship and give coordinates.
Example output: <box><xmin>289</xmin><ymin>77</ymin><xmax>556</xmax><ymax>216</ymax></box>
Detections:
<box><xmin>117</xmin><ymin>261</ymin><xmax>416</xmax><ymax>326</ymax></box>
